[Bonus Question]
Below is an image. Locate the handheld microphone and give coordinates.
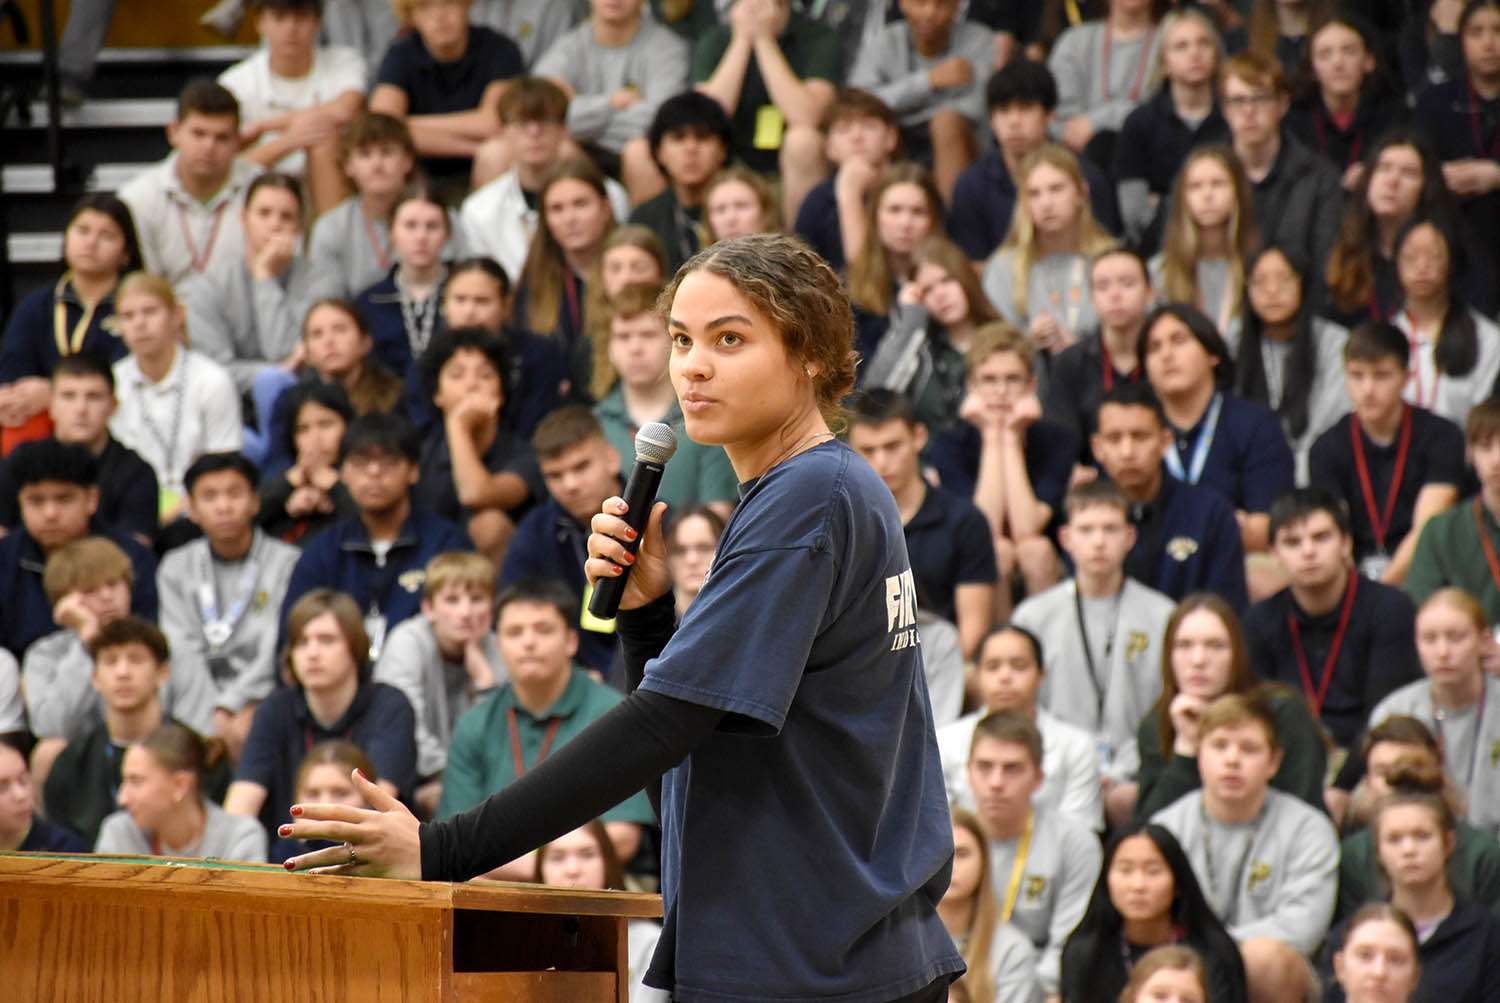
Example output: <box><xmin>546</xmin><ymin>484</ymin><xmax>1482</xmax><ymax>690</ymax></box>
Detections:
<box><xmin>588</xmin><ymin>421</ymin><xmax>678</xmax><ymax>621</ymax></box>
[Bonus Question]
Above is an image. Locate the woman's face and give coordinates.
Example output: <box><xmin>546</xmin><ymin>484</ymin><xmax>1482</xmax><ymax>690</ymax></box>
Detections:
<box><xmin>1247</xmin><ymin>250</ymin><xmax>1303</xmax><ymax>327</ymax></box>
<box><xmin>1108</xmin><ymin>834</ymin><xmax>1176</xmax><ymax>927</ymax></box>
<box><xmin>667</xmin><ymin>513</ymin><xmax>718</xmax><ymax>601</ymax></box>
<box><xmin>1376</xmin><ymin>803</ymin><xmax>1452</xmax><ymax>891</ymax></box>
<box><xmin>296</xmin><ymin>762</ymin><xmax>365</xmax><ymax>809</ymax></box>
<box><xmin>1135</xmin><ymin>967</ymin><xmax>1206</xmax><ymax>1003</ymax></box>
<box><xmin>1181</xmin><ymin>157</ymin><xmax>1235</xmax><ymax>231</ymax></box>
<box><xmin>443</xmin><ymin>269</ymin><xmax>507</xmax><ymax>334</ymax></box>
<box><xmin>291</xmin><ymin>611</ymin><xmax>359</xmax><ymax>690</ymax></box>
<box><xmin>1463</xmin><ymin>7</ymin><xmax>1500</xmax><ymax>81</ymax></box>
<box><xmin>117</xmin><ymin>289</ymin><xmax>180</xmax><ymax>358</ymax></box>
<box><xmin>64</xmin><ymin>208</ymin><xmax>130</xmax><ymax>277</ymax></box>
<box><xmin>293</xmin><ymin>401</ymin><xmax>347</xmax><ymax>470</ymax></box>
<box><xmin>1144</xmin><ymin>314</ymin><xmax>1218</xmax><ymax>398</ymax></box>
<box><xmin>1024</xmin><ymin>162</ymin><xmax>1084</xmax><ymax>236</ymax></box>
<box><xmin>943</xmin><ymin>823</ymin><xmax>984</xmax><ymax>905</ymax></box>
<box><xmin>544</xmin><ymin>178</ymin><xmax>613</xmax><ymax>258</ymax></box>
<box><xmin>539</xmin><ymin>827</ymin><xmax>608</xmax><ymax>889</ymax></box>
<box><xmin>242</xmin><ymin>186</ymin><xmax>302</xmax><ymax>254</ymax></box>
<box><xmin>1311</xmin><ymin>23</ymin><xmax>1373</xmax><ymax>99</ymax></box>
<box><xmin>1366</xmin><ymin>145</ymin><xmax>1425</xmax><ymax>221</ymax></box>
<box><xmin>912</xmin><ymin>262</ymin><xmax>971</xmax><ymax>327</ymax></box>
<box><xmin>1396</xmin><ymin>222</ymin><xmax>1452</xmax><ymax>302</ymax></box>
<box><xmin>1171</xmin><ymin>608</ymin><xmax>1235</xmax><ymax>699</ymax></box>
<box><xmin>875</xmin><ymin>182</ymin><xmax>934</xmax><ymax>257</ymax></box>
<box><xmin>668</xmin><ymin>270</ymin><xmax>814</xmax><ymax>450</ymax></box>
<box><xmin>391</xmin><ymin>200</ymin><xmax>447</xmax><ymax>271</ymax></box>
<box><xmin>706</xmin><ymin>179</ymin><xmax>769</xmax><ymax>242</ymax></box>
<box><xmin>601</xmin><ymin>245</ymin><xmax>663</xmax><ymax>298</ymax></box>
<box><xmin>1415</xmin><ymin>599</ymin><xmax>1483</xmax><ymax>690</ymax></box>
<box><xmin>117</xmin><ymin>746</ymin><xmax>179</xmax><ymax>833</ymax></box>
<box><xmin>303</xmin><ymin>305</ymin><xmax>370</xmax><ymax>379</ymax></box>
<box><xmin>1162</xmin><ymin>17</ymin><xmax>1217</xmax><ymax>87</ymax></box>
<box><xmin>1334</xmin><ymin>918</ymin><xmax>1421</xmax><ymax>1003</ymax></box>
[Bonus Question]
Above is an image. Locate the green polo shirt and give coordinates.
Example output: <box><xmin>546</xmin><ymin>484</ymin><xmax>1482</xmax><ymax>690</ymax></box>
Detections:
<box><xmin>1407</xmin><ymin>496</ymin><xmax>1500</xmax><ymax>624</ymax></box>
<box><xmin>594</xmin><ymin>387</ymin><xmax>740</xmax><ymax>508</ymax></box>
<box><xmin>436</xmin><ymin>668</ymin><xmax>654</xmax><ymax>824</ymax></box>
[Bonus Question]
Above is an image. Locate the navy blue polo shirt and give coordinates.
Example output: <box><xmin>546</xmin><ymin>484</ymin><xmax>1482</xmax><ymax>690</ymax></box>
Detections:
<box><xmin>1308</xmin><ymin>406</ymin><xmax>1465</xmax><ymax>562</ymax></box>
<box><xmin>902</xmin><ymin>482</ymin><xmax>998</xmax><ymax>624</ymax></box>
<box><xmin>792</xmin><ymin>177</ymin><xmax>845</xmax><ymax>271</ymax></box>
<box><xmin>415</xmin><ymin>421</ymin><xmax>543</xmax><ymax>524</ymax></box>
<box><xmin>926</xmin><ymin>418</ymin><xmax>1077</xmax><ymax>530</ymax></box>
<box><xmin>1285</xmin><ymin>91</ymin><xmax>1405</xmax><ymax>174</ymax></box>
<box><xmin>0</xmin><ymin>437</ymin><xmax>158</xmax><ymax>543</ymax></box>
<box><xmin>1043</xmin><ymin>331</ymin><xmax>1144</xmax><ymax>465</ymax></box>
<box><xmin>499</xmin><ymin>495</ymin><xmax>621</xmax><ymax>677</ymax></box>
<box><xmin>947</xmin><ymin>149</ymin><xmax>1121</xmax><ymax>262</ymax></box>
<box><xmin>1164</xmin><ymin>392</ymin><xmax>1294</xmax><ymax>515</ymax></box>
<box><xmin>354</xmin><ymin>265</ymin><xmax>434</xmax><ymax>378</ymax></box>
<box><xmin>510</xmin><ymin>276</ymin><xmax>591</xmax><ymax>400</ymax></box>
<box><xmin>279</xmin><ymin>509</ymin><xmax>472</xmax><ymax>639</ymax></box>
<box><xmin>0</xmin><ymin>524</ymin><xmax>157</xmax><ymax>659</ymax></box>
<box><xmin>1124</xmin><ymin>471</ymin><xmax>1248</xmax><ymax>610</ymax></box>
<box><xmin>236</xmin><ymin>680</ymin><xmax>417</xmax><ymax>839</ymax></box>
<box><xmin>374</xmin><ymin>25</ymin><xmax>523</xmax><ymax>181</ymax></box>
<box><xmin>0</xmin><ymin>279</ymin><xmax>126</xmax><ymax>383</ymax></box>
<box><xmin>1115</xmin><ymin>88</ymin><xmax>1231</xmax><ymax>196</ymax></box>
<box><xmin>1245</xmin><ymin>579</ymin><xmax>1422</xmax><ymax>748</ymax></box>
<box><xmin>637</xmin><ymin>441</ymin><xmax>963</xmax><ymax>1000</ymax></box>
<box><xmin>18</xmin><ymin>816</ymin><xmax>86</xmax><ymax>852</ymax></box>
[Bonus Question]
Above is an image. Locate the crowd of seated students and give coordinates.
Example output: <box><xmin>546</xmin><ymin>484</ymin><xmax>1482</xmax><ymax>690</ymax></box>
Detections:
<box><xmin>18</xmin><ymin>1</ymin><xmax>1500</xmax><ymax>1000</ymax></box>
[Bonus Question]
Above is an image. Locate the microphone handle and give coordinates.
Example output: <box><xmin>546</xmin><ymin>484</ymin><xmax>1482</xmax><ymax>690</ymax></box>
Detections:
<box><xmin>588</xmin><ymin>459</ymin><xmax>666</xmax><ymax>620</ymax></box>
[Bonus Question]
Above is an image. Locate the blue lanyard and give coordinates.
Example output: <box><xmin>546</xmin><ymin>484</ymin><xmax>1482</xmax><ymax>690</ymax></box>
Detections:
<box><xmin>1163</xmin><ymin>392</ymin><xmax>1223</xmax><ymax>485</ymax></box>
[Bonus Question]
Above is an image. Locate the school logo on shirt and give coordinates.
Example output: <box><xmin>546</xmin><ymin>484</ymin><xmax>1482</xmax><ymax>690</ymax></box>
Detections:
<box><xmin>1166</xmin><ymin>537</ymin><xmax>1199</xmax><ymax>562</ymax></box>
<box><xmin>253</xmin><ymin>590</ymin><xmax>269</xmax><ymax>611</ymax></box>
<box><xmin>398</xmin><ymin>570</ymin><xmax>426</xmax><ymax>593</ymax></box>
<box><xmin>1024</xmin><ymin>875</ymin><xmax>1047</xmax><ymax>901</ymax></box>
<box><xmin>1247</xmin><ymin>862</ymin><xmax>1272</xmax><ymax>891</ymax></box>
<box><xmin>1125</xmin><ymin>630</ymin><xmax>1149</xmax><ymax>661</ymax></box>
<box><xmin>1490</xmin><ymin>740</ymin><xmax>1500</xmax><ymax>768</ymax></box>
<box><xmin>885</xmin><ymin>569</ymin><xmax>920</xmax><ymax>652</ymax></box>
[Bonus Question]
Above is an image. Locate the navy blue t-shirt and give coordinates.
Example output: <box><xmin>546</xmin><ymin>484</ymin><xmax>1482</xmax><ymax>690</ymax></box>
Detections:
<box><xmin>1125</xmin><ymin>471</ymin><xmax>1249</xmax><ymax>610</ymax></box>
<box><xmin>792</xmin><ymin>177</ymin><xmax>845</xmax><ymax>271</ymax></box>
<box><xmin>236</xmin><ymin>680</ymin><xmax>417</xmax><ymax>839</ymax></box>
<box><xmin>903</xmin><ymin>483</ymin><xmax>998</xmax><ymax>624</ymax></box>
<box><xmin>926</xmin><ymin>418</ymin><xmax>1078</xmax><ymax>529</ymax></box>
<box><xmin>1164</xmin><ymin>391</ymin><xmax>1294</xmax><ymax>515</ymax></box>
<box><xmin>638</xmin><ymin>441</ymin><xmax>963</xmax><ymax>1001</ymax></box>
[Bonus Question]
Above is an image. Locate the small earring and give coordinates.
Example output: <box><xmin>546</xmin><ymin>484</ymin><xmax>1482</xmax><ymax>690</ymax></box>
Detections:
<box><xmin>804</xmin><ymin>366</ymin><xmax>815</xmax><ymax>379</ymax></box>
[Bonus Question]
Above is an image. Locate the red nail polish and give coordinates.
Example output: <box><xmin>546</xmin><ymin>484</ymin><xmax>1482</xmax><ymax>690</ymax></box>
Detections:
<box><xmin>289</xmin><ymin>805</ymin><xmax>303</xmax><ymax>816</ymax></box>
<box><xmin>623</xmin><ymin>552</ymin><xmax>636</xmax><ymax>564</ymax></box>
<box><xmin>613</xmin><ymin>564</ymin><xmax>623</xmax><ymax>575</ymax></box>
<box><xmin>625</xmin><ymin>527</ymin><xmax>638</xmax><ymax>540</ymax></box>
<box><xmin>355</xmin><ymin>768</ymin><xmax>368</xmax><ymax>782</ymax></box>
<box><xmin>283</xmin><ymin>860</ymin><xmax>296</xmax><ymax>870</ymax></box>
<box><xmin>279</xmin><ymin>825</ymin><xmax>293</xmax><ymax>836</ymax></box>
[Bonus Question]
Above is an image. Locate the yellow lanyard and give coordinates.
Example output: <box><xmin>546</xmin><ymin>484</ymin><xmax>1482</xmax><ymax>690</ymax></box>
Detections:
<box><xmin>1066</xmin><ymin>0</ymin><xmax>1083</xmax><ymax>26</ymax></box>
<box><xmin>1000</xmin><ymin>812</ymin><xmax>1036</xmax><ymax>922</ymax></box>
<box><xmin>52</xmin><ymin>273</ymin><xmax>101</xmax><ymax>357</ymax></box>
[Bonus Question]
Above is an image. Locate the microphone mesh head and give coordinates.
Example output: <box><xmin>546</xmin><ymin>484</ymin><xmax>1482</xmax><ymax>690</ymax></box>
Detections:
<box><xmin>634</xmin><ymin>422</ymin><xmax>678</xmax><ymax>464</ymax></box>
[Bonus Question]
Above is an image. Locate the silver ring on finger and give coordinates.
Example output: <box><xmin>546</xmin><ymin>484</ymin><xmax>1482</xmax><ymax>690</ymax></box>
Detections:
<box><xmin>344</xmin><ymin>841</ymin><xmax>357</xmax><ymax>866</ymax></box>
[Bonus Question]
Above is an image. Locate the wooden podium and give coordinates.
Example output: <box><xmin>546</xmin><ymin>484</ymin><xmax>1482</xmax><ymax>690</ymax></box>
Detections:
<box><xmin>0</xmin><ymin>853</ymin><xmax>662</xmax><ymax>1002</ymax></box>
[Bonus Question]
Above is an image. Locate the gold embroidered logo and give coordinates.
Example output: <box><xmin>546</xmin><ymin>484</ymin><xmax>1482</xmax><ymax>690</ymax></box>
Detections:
<box><xmin>1125</xmin><ymin>630</ymin><xmax>1149</xmax><ymax>661</ymax></box>
<box><xmin>518</xmin><ymin>20</ymin><xmax>533</xmax><ymax>39</ymax></box>
<box><xmin>1024</xmin><ymin>875</ymin><xmax>1047</xmax><ymax>901</ymax></box>
<box><xmin>1248</xmin><ymin>862</ymin><xmax>1272</xmax><ymax>891</ymax></box>
<box><xmin>398</xmin><ymin>570</ymin><xmax>426</xmax><ymax>593</ymax></box>
<box><xmin>1490</xmin><ymin>740</ymin><xmax>1500</xmax><ymax>768</ymax></box>
<box><xmin>252</xmin><ymin>589</ymin><xmax>269</xmax><ymax>611</ymax></box>
<box><xmin>1166</xmin><ymin>537</ymin><xmax>1199</xmax><ymax>562</ymax></box>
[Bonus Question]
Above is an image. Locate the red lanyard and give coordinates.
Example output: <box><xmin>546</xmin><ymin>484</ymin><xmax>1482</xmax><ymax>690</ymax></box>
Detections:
<box><xmin>1286</xmin><ymin>572</ymin><xmax>1359</xmax><ymax>716</ymax></box>
<box><xmin>1403</xmin><ymin>312</ymin><xmax>1440</xmax><ymax>408</ymax></box>
<box><xmin>507</xmin><ymin>706</ymin><xmax>563</xmax><ymax>778</ymax></box>
<box><xmin>1100</xmin><ymin>341</ymin><xmax>1140</xmax><ymax>392</ymax></box>
<box><xmin>1468</xmin><ymin>78</ymin><xmax>1500</xmax><ymax>159</ymax></box>
<box><xmin>363</xmin><ymin>211</ymin><xmax>392</xmax><ymax>271</ymax></box>
<box><xmin>176</xmin><ymin>202</ymin><xmax>227</xmax><ymax>273</ymax></box>
<box><xmin>1349</xmin><ymin>406</ymin><xmax>1413</xmax><ymax>553</ymax></box>
<box><xmin>1476</xmin><ymin>498</ymin><xmax>1500</xmax><ymax>596</ymax></box>
<box><xmin>1102</xmin><ymin>26</ymin><xmax>1155</xmax><ymax>103</ymax></box>
<box><xmin>1313</xmin><ymin>108</ymin><xmax>1362</xmax><ymax>168</ymax></box>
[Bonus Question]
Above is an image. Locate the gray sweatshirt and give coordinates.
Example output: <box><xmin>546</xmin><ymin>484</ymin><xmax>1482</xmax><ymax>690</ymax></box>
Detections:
<box><xmin>182</xmin><ymin>257</ymin><xmax>320</xmax><ymax>393</ymax></box>
<box><xmin>982</xmin><ymin>250</ymin><xmax>1100</xmax><ymax>353</ymax></box>
<box><xmin>95</xmin><ymin>799</ymin><xmax>269</xmax><ymax>862</ymax></box>
<box><xmin>373</xmin><ymin>615</ymin><xmax>506</xmax><ymax>778</ymax></box>
<box><xmin>156</xmin><ymin>532</ymin><xmax>301</xmax><ymax>715</ymax></box>
<box><xmin>22</xmin><ymin>629</ymin><xmax>219</xmax><ymax>740</ymax></box>
<box><xmin>1048</xmin><ymin>22</ymin><xmax>1163</xmax><ymax>135</ymax></box>
<box><xmin>987</xmin><ymin>805</ymin><xmax>1103</xmax><ymax>994</ymax></box>
<box><xmin>1013</xmin><ymin>577</ymin><xmax>1175</xmax><ymax>782</ymax></box>
<box><xmin>305</xmin><ymin>198</ymin><xmax>468</xmax><ymax>302</ymax></box>
<box><xmin>534</xmin><ymin>18</ymin><xmax>689</xmax><ymax>154</ymax></box>
<box><xmin>1152</xmin><ymin>787</ymin><xmax>1339</xmax><ymax>954</ymax></box>
<box><xmin>848</xmin><ymin>19</ymin><xmax>995</xmax><ymax>126</ymax></box>
<box><xmin>939</xmin><ymin>708</ymin><xmax>1104</xmax><ymax>832</ymax></box>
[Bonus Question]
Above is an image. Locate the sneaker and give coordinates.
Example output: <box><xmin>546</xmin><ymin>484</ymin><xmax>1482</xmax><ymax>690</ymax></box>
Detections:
<box><xmin>199</xmin><ymin>0</ymin><xmax>244</xmax><ymax>37</ymax></box>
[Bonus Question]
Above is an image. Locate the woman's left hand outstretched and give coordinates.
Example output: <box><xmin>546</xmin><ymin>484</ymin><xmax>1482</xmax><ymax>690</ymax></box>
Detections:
<box><xmin>279</xmin><ymin>769</ymin><xmax>423</xmax><ymax>879</ymax></box>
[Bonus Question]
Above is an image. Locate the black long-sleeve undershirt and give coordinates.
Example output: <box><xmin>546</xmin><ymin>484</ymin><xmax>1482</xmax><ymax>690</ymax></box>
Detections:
<box><xmin>419</xmin><ymin>593</ymin><xmax>724</xmax><ymax>882</ymax></box>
